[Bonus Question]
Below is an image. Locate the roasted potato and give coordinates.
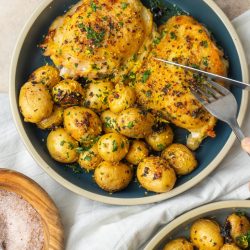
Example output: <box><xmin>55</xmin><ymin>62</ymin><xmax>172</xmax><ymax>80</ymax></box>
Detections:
<box><xmin>162</xmin><ymin>144</ymin><xmax>197</xmax><ymax>176</ymax></box>
<box><xmin>28</xmin><ymin>65</ymin><xmax>60</xmax><ymax>89</ymax></box>
<box><xmin>226</xmin><ymin>213</ymin><xmax>250</xmax><ymax>248</ymax></box>
<box><xmin>137</xmin><ymin>156</ymin><xmax>176</xmax><ymax>193</ymax></box>
<box><xmin>145</xmin><ymin>125</ymin><xmax>174</xmax><ymax>151</ymax></box>
<box><xmin>125</xmin><ymin>140</ymin><xmax>149</xmax><ymax>165</ymax></box>
<box><xmin>94</xmin><ymin>161</ymin><xmax>133</xmax><ymax>192</ymax></box>
<box><xmin>163</xmin><ymin>238</ymin><xmax>193</xmax><ymax>250</ymax></box>
<box><xmin>220</xmin><ymin>244</ymin><xmax>241</xmax><ymax>250</ymax></box>
<box><xmin>190</xmin><ymin>219</ymin><xmax>224</xmax><ymax>250</ymax></box>
<box><xmin>97</xmin><ymin>133</ymin><xmax>129</xmax><ymax>162</ymax></box>
<box><xmin>37</xmin><ymin>106</ymin><xmax>63</xmax><ymax>129</ymax></box>
<box><xmin>117</xmin><ymin>108</ymin><xmax>155</xmax><ymax>138</ymax></box>
<box><xmin>19</xmin><ymin>82</ymin><xmax>53</xmax><ymax>123</ymax></box>
<box><xmin>52</xmin><ymin>79</ymin><xmax>85</xmax><ymax>107</ymax></box>
<box><xmin>85</xmin><ymin>80</ymin><xmax>113</xmax><ymax>112</ymax></box>
<box><xmin>63</xmin><ymin>106</ymin><xmax>102</xmax><ymax>145</ymax></box>
<box><xmin>78</xmin><ymin>143</ymin><xmax>102</xmax><ymax>171</ymax></box>
<box><xmin>47</xmin><ymin>128</ymin><xmax>79</xmax><ymax>163</ymax></box>
<box><xmin>108</xmin><ymin>84</ymin><xmax>136</xmax><ymax>113</ymax></box>
<box><xmin>100</xmin><ymin>110</ymin><xmax>119</xmax><ymax>133</ymax></box>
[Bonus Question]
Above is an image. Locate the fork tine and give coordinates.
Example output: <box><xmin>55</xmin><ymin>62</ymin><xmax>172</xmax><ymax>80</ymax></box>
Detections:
<box><xmin>195</xmin><ymin>86</ymin><xmax>216</xmax><ymax>103</ymax></box>
<box><xmin>202</xmin><ymin>81</ymin><xmax>222</xmax><ymax>98</ymax></box>
<box><xmin>190</xmin><ymin>88</ymin><xmax>208</xmax><ymax>105</ymax></box>
<box><xmin>207</xmin><ymin>79</ymin><xmax>230</xmax><ymax>96</ymax></box>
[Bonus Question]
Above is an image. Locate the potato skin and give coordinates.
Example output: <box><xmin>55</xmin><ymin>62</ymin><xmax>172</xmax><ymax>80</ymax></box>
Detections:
<box><xmin>78</xmin><ymin>143</ymin><xmax>102</xmax><ymax>171</ymax></box>
<box><xmin>190</xmin><ymin>219</ymin><xmax>224</xmax><ymax>250</ymax></box>
<box><xmin>117</xmin><ymin>108</ymin><xmax>155</xmax><ymax>138</ymax></box>
<box><xmin>29</xmin><ymin>65</ymin><xmax>60</xmax><ymax>89</ymax></box>
<box><xmin>37</xmin><ymin>106</ymin><xmax>63</xmax><ymax>129</ymax></box>
<box><xmin>162</xmin><ymin>144</ymin><xmax>197</xmax><ymax>176</ymax></box>
<box><xmin>94</xmin><ymin>161</ymin><xmax>133</xmax><ymax>192</ymax></box>
<box><xmin>226</xmin><ymin>213</ymin><xmax>250</xmax><ymax>243</ymax></box>
<box><xmin>47</xmin><ymin>128</ymin><xmax>79</xmax><ymax>163</ymax></box>
<box><xmin>100</xmin><ymin>110</ymin><xmax>119</xmax><ymax>133</ymax></box>
<box><xmin>137</xmin><ymin>156</ymin><xmax>176</xmax><ymax>193</ymax></box>
<box><xmin>145</xmin><ymin>125</ymin><xmax>174</xmax><ymax>151</ymax></box>
<box><xmin>220</xmin><ymin>244</ymin><xmax>241</xmax><ymax>250</ymax></box>
<box><xmin>85</xmin><ymin>81</ymin><xmax>113</xmax><ymax>112</ymax></box>
<box><xmin>63</xmin><ymin>106</ymin><xmax>102</xmax><ymax>145</ymax></box>
<box><xmin>108</xmin><ymin>84</ymin><xmax>136</xmax><ymax>113</ymax></box>
<box><xmin>125</xmin><ymin>140</ymin><xmax>149</xmax><ymax>165</ymax></box>
<box><xmin>19</xmin><ymin>82</ymin><xmax>53</xmax><ymax>123</ymax></box>
<box><xmin>163</xmin><ymin>238</ymin><xmax>193</xmax><ymax>250</ymax></box>
<box><xmin>52</xmin><ymin>79</ymin><xmax>85</xmax><ymax>107</ymax></box>
<box><xmin>97</xmin><ymin>133</ymin><xmax>129</xmax><ymax>162</ymax></box>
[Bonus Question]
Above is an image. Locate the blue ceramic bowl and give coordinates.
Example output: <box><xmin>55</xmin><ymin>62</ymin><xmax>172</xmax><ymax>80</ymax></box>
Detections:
<box><xmin>145</xmin><ymin>200</ymin><xmax>250</xmax><ymax>249</ymax></box>
<box><xmin>10</xmin><ymin>0</ymin><xmax>248</xmax><ymax>205</ymax></box>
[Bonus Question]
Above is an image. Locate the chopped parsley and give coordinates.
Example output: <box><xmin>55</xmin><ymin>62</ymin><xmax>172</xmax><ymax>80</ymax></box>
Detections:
<box><xmin>170</xmin><ymin>31</ymin><xmax>177</xmax><ymax>40</ymax></box>
<box><xmin>127</xmin><ymin>121</ymin><xmax>134</xmax><ymax>129</ymax></box>
<box><xmin>121</xmin><ymin>2</ymin><xmax>128</xmax><ymax>10</ymax></box>
<box><xmin>112</xmin><ymin>140</ymin><xmax>118</xmax><ymax>152</ymax></box>
<box><xmin>90</xmin><ymin>1</ymin><xmax>101</xmax><ymax>12</ymax></box>
<box><xmin>236</xmin><ymin>230</ymin><xmax>250</xmax><ymax>249</ymax></box>
<box><xmin>145</xmin><ymin>90</ymin><xmax>152</xmax><ymax>97</ymax></box>
<box><xmin>200</xmin><ymin>40</ymin><xmax>208</xmax><ymax>48</ymax></box>
<box><xmin>202</xmin><ymin>57</ymin><xmax>208</xmax><ymax>67</ymax></box>
<box><xmin>142</xmin><ymin>70</ymin><xmax>151</xmax><ymax>83</ymax></box>
<box><xmin>157</xmin><ymin>144</ymin><xmax>165</xmax><ymax>150</ymax></box>
<box><xmin>84</xmin><ymin>155</ymin><xmax>92</xmax><ymax>161</ymax></box>
<box><xmin>60</xmin><ymin>140</ymin><xmax>66</xmax><ymax>146</ymax></box>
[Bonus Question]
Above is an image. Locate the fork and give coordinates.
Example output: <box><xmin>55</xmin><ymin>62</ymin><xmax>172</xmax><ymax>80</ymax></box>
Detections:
<box><xmin>190</xmin><ymin>79</ymin><xmax>246</xmax><ymax>143</ymax></box>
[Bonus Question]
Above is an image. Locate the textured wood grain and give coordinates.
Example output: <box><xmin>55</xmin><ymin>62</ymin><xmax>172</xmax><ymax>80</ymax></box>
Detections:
<box><xmin>0</xmin><ymin>169</ymin><xmax>64</xmax><ymax>250</ymax></box>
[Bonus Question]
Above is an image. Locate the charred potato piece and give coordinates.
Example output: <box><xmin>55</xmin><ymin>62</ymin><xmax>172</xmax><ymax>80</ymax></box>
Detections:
<box><xmin>220</xmin><ymin>244</ymin><xmax>241</xmax><ymax>250</ymax></box>
<box><xmin>29</xmin><ymin>65</ymin><xmax>60</xmax><ymax>89</ymax></box>
<box><xmin>19</xmin><ymin>82</ymin><xmax>53</xmax><ymax>123</ymax></box>
<box><xmin>85</xmin><ymin>81</ymin><xmax>114</xmax><ymax>112</ymax></box>
<box><xmin>37</xmin><ymin>106</ymin><xmax>63</xmax><ymax>129</ymax></box>
<box><xmin>63</xmin><ymin>106</ymin><xmax>102</xmax><ymax>145</ymax></box>
<box><xmin>47</xmin><ymin>128</ymin><xmax>78</xmax><ymax>163</ymax></box>
<box><xmin>97</xmin><ymin>133</ymin><xmax>129</xmax><ymax>162</ymax></box>
<box><xmin>190</xmin><ymin>219</ymin><xmax>224</xmax><ymax>250</ymax></box>
<box><xmin>162</xmin><ymin>144</ymin><xmax>197</xmax><ymax>176</ymax></box>
<box><xmin>137</xmin><ymin>156</ymin><xmax>176</xmax><ymax>193</ymax></box>
<box><xmin>78</xmin><ymin>143</ymin><xmax>102</xmax><ymax>171</ymax></box>
<box><xmin>108</xmin><ymin>84</ymin><xmax>136</xmax><ymax>113</ymax></box>
<box><xmin>145</xmin><ymin>125</ymin><xmax>174</xmax><ymax>151</ymax></box>
<box><xmin>125</xmin><ymin>140</ymin><xmax>149</xmax><ymax>165</ymax></box>
<box><xmin>52</xmin><ymin>79</ymin><xmax>85</xmax><ymax>107</ymax></box>
<box><xmin>163</xmin><ymin>238</ymin><xmax>193</xmax><ymax>250</ymax></box>
<box><xmin>100</xmin><ymin>110</ymin><xmax>119</xmax><ymax>133</ymax></box>
<box><xmin>226</xmin><ymin>213</ymin><xmax>250</xmax><ymax>248</ymax></box>
<box><xmin>94</xmin><ymin>161</ymin><xmax>133</xmax><ymax>192</ymax></box>
<box><xmin>117</xmin><ymin>108</ymin><xmax>155</xmax><ymax>138</ymax></box>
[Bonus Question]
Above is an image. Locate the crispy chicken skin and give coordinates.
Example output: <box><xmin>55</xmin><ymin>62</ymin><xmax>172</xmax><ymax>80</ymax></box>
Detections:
<box><xmin>41</xmin><ymin>0</ymin><xmax>154</xmax><ymax>79</ymax></box>
<box><xmin>135</xmin><ymin>16</ymin><xmax>228</xmax><ymax>150</ymax></box>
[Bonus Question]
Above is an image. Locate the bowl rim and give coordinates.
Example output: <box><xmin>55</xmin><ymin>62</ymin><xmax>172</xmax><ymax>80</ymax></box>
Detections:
<box><xmin>145</xmin><ymin>199</ymin><xmax>250</xmax><ymax>249</ymax></box>
<box><xmin>9</xmin><ymin>0</ymin><xmax>249</xmax><ymax>205</ymax></box>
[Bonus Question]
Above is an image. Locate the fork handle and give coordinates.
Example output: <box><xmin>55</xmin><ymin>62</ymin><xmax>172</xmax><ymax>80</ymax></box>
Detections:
<box><xmin>228</xmin><ymin>120</ymin><xmax>250</xmax><ymax>156</ymax></box>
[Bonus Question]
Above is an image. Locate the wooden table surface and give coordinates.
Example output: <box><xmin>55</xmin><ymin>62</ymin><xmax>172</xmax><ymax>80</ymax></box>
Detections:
<box><xmin>0</xmin><ymin>0</ymin><xmax>249</xmax><ymax>93</ymax></box>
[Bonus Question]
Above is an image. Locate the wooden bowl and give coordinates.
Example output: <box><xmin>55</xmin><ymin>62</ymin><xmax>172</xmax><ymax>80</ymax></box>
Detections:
<box><xmin>0</xmin><ymin>168</ymin><xmax>64</xmax><ymax>250</ymax></box>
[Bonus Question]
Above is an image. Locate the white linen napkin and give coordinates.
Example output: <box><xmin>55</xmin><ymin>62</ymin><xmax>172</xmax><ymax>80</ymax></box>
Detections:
<box><xmin>0</xmin><ymin>10</ymin><xmax>250</xmax><ymax>250</ymax></box>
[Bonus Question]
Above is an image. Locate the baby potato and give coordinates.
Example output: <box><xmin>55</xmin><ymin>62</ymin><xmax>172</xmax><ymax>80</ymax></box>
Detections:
<box><xmin>162</xmin><ymin>144</ymin><xmax>197</xmax><ymax>176</ymax></box>
<box><xmin>221</xmin><ymin>244</ymin><xmax>241</xmax><ymax>250</ymax></box>
<box><xmin>29</xmin><ymin>65</ymin><xmax>60</xmax><ymax>89</ymax></box>
<box><xmin>19</xmin><ymin>82</ymin><xmax>53</xmax><ymax>123</ymax></box>
<box><xmin>78</xmin><ymin>143</ymin><xmax>102</xmax><ymax>171</ymax></box>
<box><xmin>64</xmin><ymin>106</ymin><xmax>102</xmax><ymax>145</ymax></box>
<box><xmin>226</xmin><ymin>213</ymin><xmax>250</xmax><ymax>246</ymax></box>
<box><xmin>85</xmin><ymin>80</ymin><xmax>114</xmax><ymax>112</ymax></box>
<box><xmin>145</xmin><ymin>125</ymin><xmax>174</xmax><ymax>151</ymax></box>
<box><xmin>94</xmin><ymin>161</ymin><xmax>133</xmax><ymax>192</ymax></box>
<box><xmin>108</xmin><ymin>84</ymin><xmax>136</xmax><ymax>113</ymax></box>
<box><xmin>117</xmin><ymin>108</ymin><xmax>155</xmax><ymax>138</ymax></box>
<box><xmin>125</xmin><ymin>140</ymin><xmax>149</xmax><ymax>165</ymax></box>
<box><xmin>47</xmin><ymin>128</ymin><xmax>79</xmax><ymax>163</ymax></box>
<box><xmin>37</xmin><ymin>106</ymin><xmax>63</xmax><ymax>129</ymax></box>
<box><xmin>190</xmin><ymin>219</ymin><xmax>224</xmax><ymax>250</ymax></box>
<box><xmin>97</xmin><ymin>133</ymin><xmax>129</xmax><ymax>162</ymax></box>
<box><xmin>137</xmin><ymin>156</ymin><xmax>176</xmax><ymax>193</ymax></box>
<box><xmin>100</xmin><ymin>110</ymin><xmax>119</xmax><ymax>133</ymax></box>
<box><xmin>52</xmin><ymin>79</ymin><xmax>85</xmax><ymax>107</ymax></box>
<box><xmin>163</xmin><ymin>238</ymin><xmax>193</xmax><ymax>250</ymax></box>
